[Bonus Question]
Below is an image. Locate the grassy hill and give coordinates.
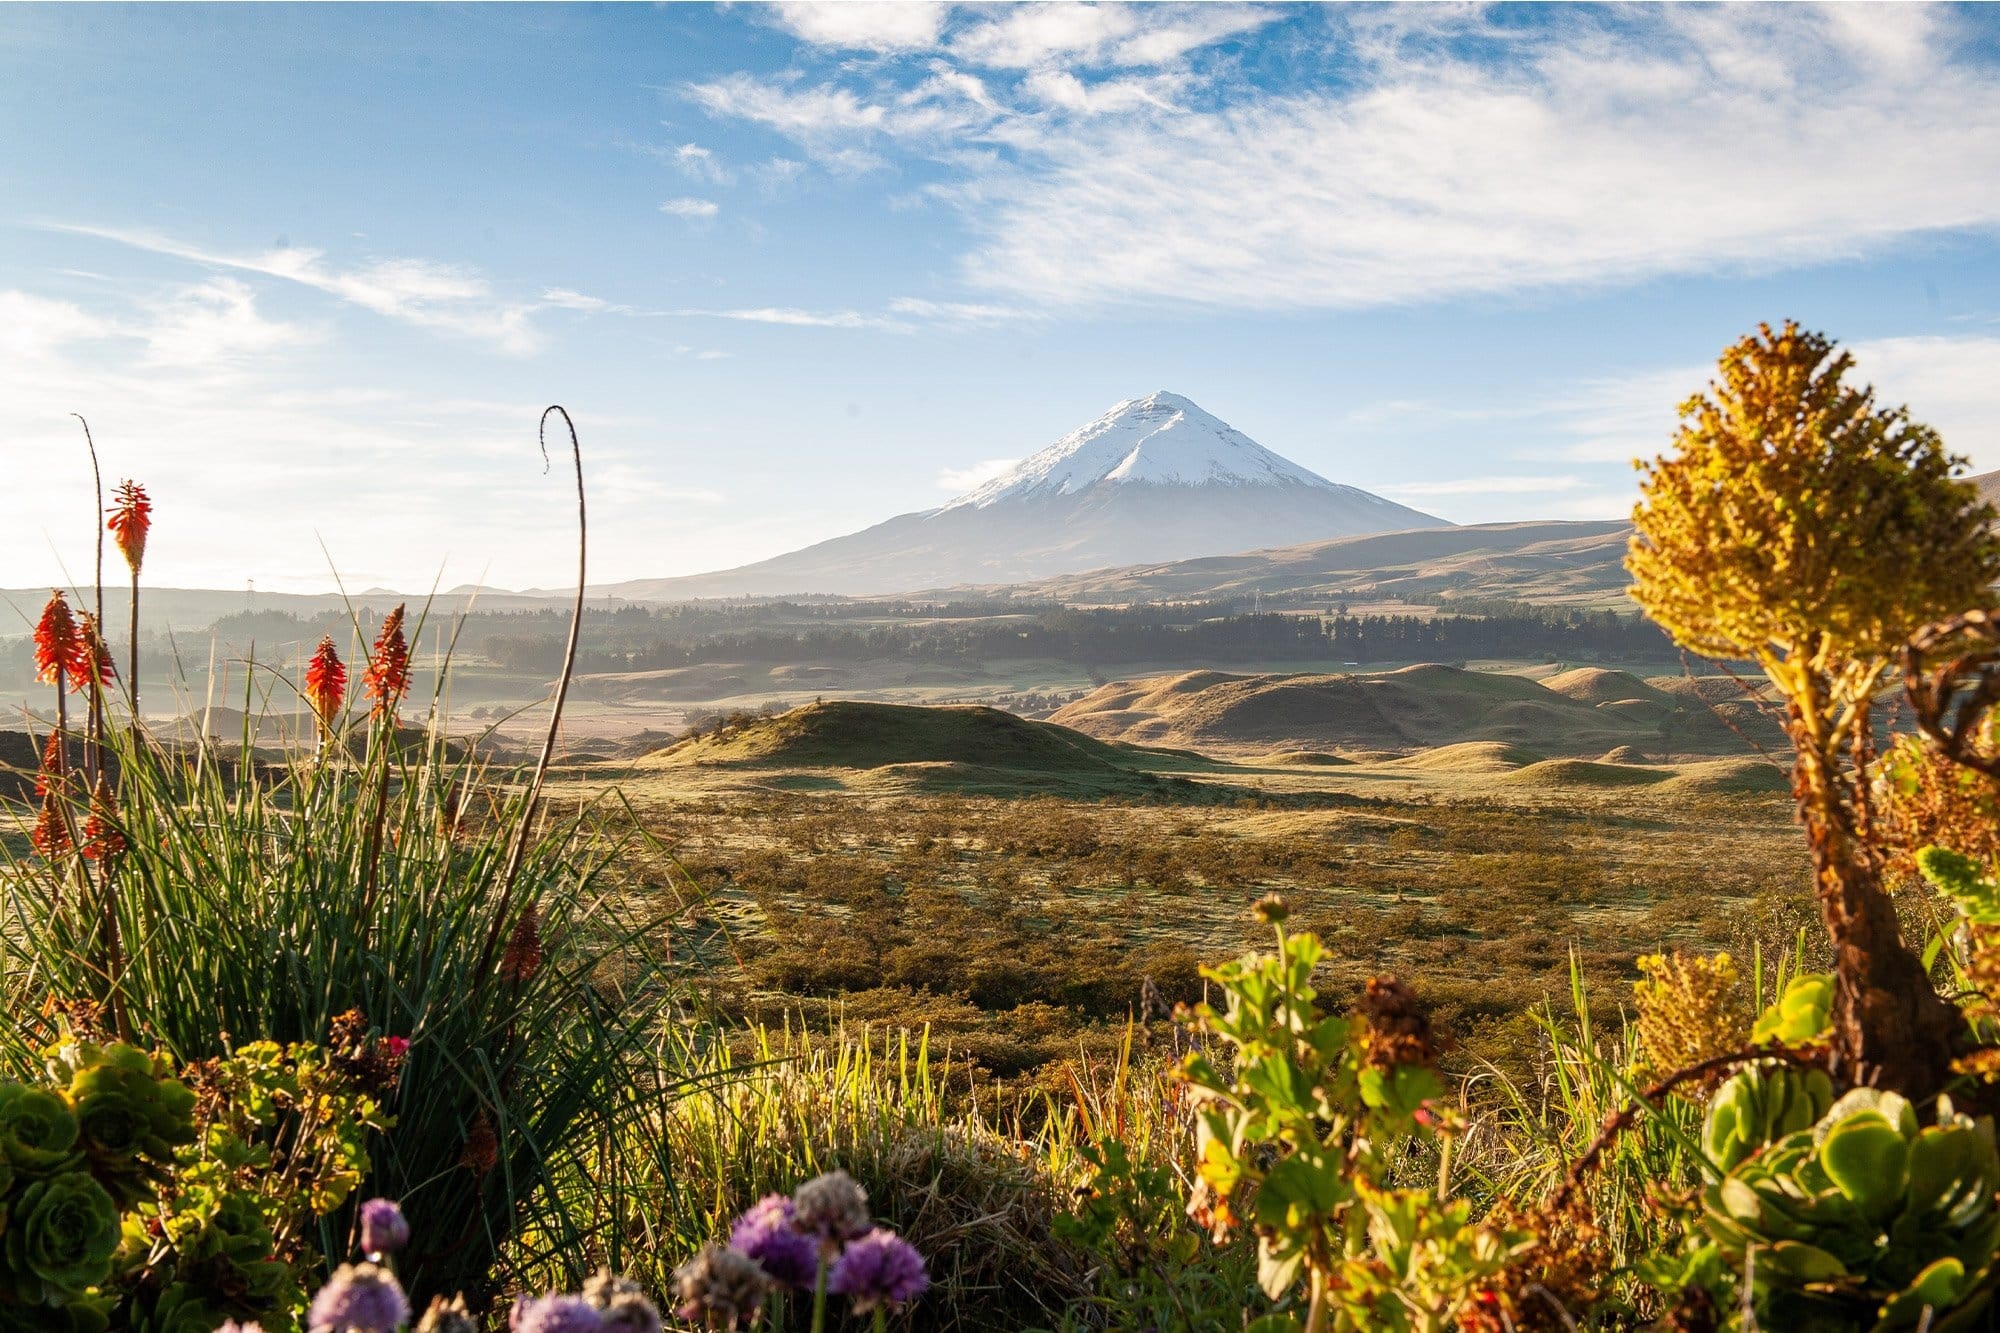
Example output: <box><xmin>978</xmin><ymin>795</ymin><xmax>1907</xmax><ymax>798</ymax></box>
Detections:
<box><xmin>635</xmin><ymin>699</ymin><xmax>1221</xmax><ymax>797</ymax></box>
<box><xmin>1048</xmin><ymin>663</ymin><xmax>1773</xmax><ymax>758</ymax></box>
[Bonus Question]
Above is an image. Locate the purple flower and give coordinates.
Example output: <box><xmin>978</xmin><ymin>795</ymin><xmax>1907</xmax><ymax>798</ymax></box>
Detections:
<box><xmin>827</xmin><ymin>1229</ymin><xmax>928</xmax><ymax>1314</ymax></box>
<box><xmin>309</xmin><ymin>1262</ymin><xmax>411</xmax><ymax>1333</ymax></box>
<box><xmin>727</xmin><ymin>1194</ymin><xmax>818</xmax><ymax>1290</ymax></box>
<box><xmin>359</xmin><ymin>1197</ymin><xmax>410</xmax><ymax>1256</ymax></box>
<box><xmin>510</xmin><ymin>1293</ymin><xmax>605</xmax><ymax>1333</ymax></box>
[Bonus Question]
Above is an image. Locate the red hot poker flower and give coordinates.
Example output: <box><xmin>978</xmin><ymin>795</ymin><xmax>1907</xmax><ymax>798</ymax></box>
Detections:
<box><xmin>305</xmin><ymin>636</ymin><xmax>348</xmax><ymax>730</ymax></box>
<box><xmin>31</xmin><ymin>788</ymin><xmax>72</xmax><ymax>859</ymax></box>
<box><xmin>34</xmin><ymin>731</ymin><xmax>65</xmax><ymax>799</ymax></box>
<box><xmin>75</xmin><ymin>614</ymin><xmax>115</xmax><ymax>690</ymax></box>
<box><xmin>33</xmin><ymin>591</ymin><xmax>91</xmax><ymax>688</ymax></box>
<box><xmin>362</xmin><ymin>605</ymin><xmax>411</xmax><ymax>719</ymax></box>
<box><xmin>82</xmin><ymin>780</ymin><xmax>126</xmax><ymax>861</ymax></box>
<box><xmin>107</xmin><ymin>480</ymin><xmax>152</xmax><ymax>575</ymax></box>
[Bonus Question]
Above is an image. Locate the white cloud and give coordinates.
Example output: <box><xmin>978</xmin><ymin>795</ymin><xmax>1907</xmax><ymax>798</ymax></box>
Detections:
<box><xmin>886</xmin><ymin>296</ymin><xmax>1035</xmax><ymax>325</ymax></box>
<box><xmin>539</xmin><ymin>287</ymin><xmax>612</xmax><ymax>311</ymax></box>
<box><xmin>676</xmin><ymin>305</ymin><xmax>910</xmax><ymax>330</ymax></box>
<box><xmin>671</xmin><ymin>141</ymin><xmax>735</xmax><ymax>183</ymax></box>
<box><xmin>947</xmin><ymin>3</ymin><xmax>1278</xmax><ymax>69</ymax></box>
<box><xmin>49</xmin><ymin>224</ymin><xmax>547</xmax><ymax>353</ymax></box>
<box><xmin>696</xmin><ymin>5</ymin><xmax>2000</xmax><ymax>313</ymax></box>
<box><xmin>661</xmin><ymin>197</ymin><xmax>722</xmax><ymax>220</ymax></box>
<box><xmin>1847</xmin><ymin>335</ymin><xmax>2000</xmax><ymax>471</ymax></box>
<box><xmin>937</xmin><ymin>458</ymin><xmax>1019</xmax><ymax>491</ymax></box>
<box><xmin>766</xmin><ymin>2</ymin><xmax>947</xmax><ymax>53</ymax></box>
<box><xmin>140</xmin><ymin>277</ymin><xmax>316</xmax><ymax>367</ymax></box>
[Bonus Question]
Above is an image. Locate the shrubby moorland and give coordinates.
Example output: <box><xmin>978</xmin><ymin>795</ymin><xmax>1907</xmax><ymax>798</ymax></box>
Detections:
<box><xmin>5</xmin><ymin>324</ymin><xmax>2000</xmax><ymax>1331</ymax></box>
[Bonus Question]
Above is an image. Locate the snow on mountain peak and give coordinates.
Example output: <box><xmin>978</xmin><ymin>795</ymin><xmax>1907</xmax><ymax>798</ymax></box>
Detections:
<box><xmin>940</xmin><ymin>391</ymin><xmax>1342</xmax><ymax>511</ymax></box>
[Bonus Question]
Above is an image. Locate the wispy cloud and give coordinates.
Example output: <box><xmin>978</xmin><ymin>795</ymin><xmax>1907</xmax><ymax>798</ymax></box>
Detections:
<box><xmin>661</xmin><ymin>197</ymin><xmax>721</xmax><ymax>221</ymax></box>
<box><xmin>47</xmin><ymin>223</ymin><xmax>549</xmax><ymax>353</ymax></box>
<box><xmin>699</xmin><ymin>5</ymin><xmax>2000</xmax><ymax>313</ymax></box>
<box><xmin>937</xmin><ymin>457</ymin><xmax>1019</xmax><ymax>491</ymax></box>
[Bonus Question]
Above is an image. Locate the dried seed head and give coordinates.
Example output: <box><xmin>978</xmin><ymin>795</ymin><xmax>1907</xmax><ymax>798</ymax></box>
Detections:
<box><xmin>414</xmin><ymin>1294</ymin><xmax>478</xmax><ymax>1333</ymax></box>
<box><xmin>791</xmin><ymin>1170</ymin><xmax>871</xmax><ymax>1248</ymax></box>
<box><xmin>1253</xmin><ymin>893</ymin><xmax>1289</xmax><ymax>925</ymax></box>
<box><xmin>1357</xmin><ymin>975</ymin><xmax>1438</xmax><ymax>1071</ymax></box>
<box><xmin>673</xmin><ymin>1245</ymin><xmax>771</xmax><ymax>1330</ymax></box>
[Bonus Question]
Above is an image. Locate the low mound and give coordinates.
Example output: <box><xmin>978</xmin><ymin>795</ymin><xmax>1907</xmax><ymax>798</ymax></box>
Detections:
<box><xmin>1543</xmin><ymin>667</ymin><xmax>1671</xmax><ymax>706</ymax></box>
<box><xmin>1657</xmin><ymin>758</ymin><xmax>1791</xmax><ymax>796</ymax></box>
<box><xmin>1261</xmin><ymin>750</ymin><xmax>1355</xmax><ymax>766</ymax></box>
<box><xmin>640</xmin><ymin>700</ymin><xmax>1176</xmax><ymax>778</ymax></box>
<box><xmin>1503</xmin><ymin>758</ymin><xmax>1670</xmax><ymax>789</ymax></box>
<box><xmin>1600</xmin><ymin>745</ymin><xmax>1650</xmax><ymax>764</ymax></box>
<box><xmin>1050</xmin><ymin>663</ymin><xmax>1757</xmax><ymax>758</ymax></box>
<box><xmin>1390</xmin><ymin>741</ymin><xmax>1543</xmax><ymax>773</ymax></box>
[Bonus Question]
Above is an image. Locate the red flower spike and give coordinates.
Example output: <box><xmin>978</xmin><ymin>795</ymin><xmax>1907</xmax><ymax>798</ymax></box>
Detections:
<box><xmin>107</xmin><ymin>480</ymin><xmax>151</xmax><ymax>575</ymax></box>
<box><xmin>82</xmin><ymin>780</ymin><xmax>125</xmax><ymax>861</ymax></box>
<box><xmin>362</xmin><ymin>605</ymin><xmax>411</xmax><ymax>719</ymax></box>
<box><xmin>75</xmin><ymin>614</ymin><xmax>115</xmax><ymax>689</ymax></box>
<box><xmin>34</xmin><ymin>731</ymin><xmax>65</xmax><ymax>799</ymax></box>
<box><xmin>31</xmin><ymin>788</ymin><xmax>72</xmax><ymax>859</ymax></box>
<box><xmin>305</xmin><ymin>636</ymin><xmax>348</xmax><ymax>729</ymax></box>
<box><xmin>33</xmin><ymin>591</ymin><xmax>90</xmax><ymax>688</ymax></box>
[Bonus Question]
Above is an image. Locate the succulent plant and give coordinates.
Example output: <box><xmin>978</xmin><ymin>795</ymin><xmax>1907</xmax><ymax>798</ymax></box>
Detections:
<box><xmin>1693</xmin><ymin>1081</ymin><xmax>2000</xmax><ymax>1327</ymax></box>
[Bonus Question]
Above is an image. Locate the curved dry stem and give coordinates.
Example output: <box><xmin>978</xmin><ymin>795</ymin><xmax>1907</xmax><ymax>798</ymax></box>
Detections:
<box><xmin>496</xmin><ymin>406</ymin><xmax>587</xmax><ymax>903</ymax></box>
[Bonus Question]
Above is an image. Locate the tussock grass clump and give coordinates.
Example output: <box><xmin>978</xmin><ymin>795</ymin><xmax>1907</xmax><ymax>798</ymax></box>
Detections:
<box><xmin>627</xmin><ymin>1027</ymin><xmax>1094</xmax><ymax>1330</ymax></box>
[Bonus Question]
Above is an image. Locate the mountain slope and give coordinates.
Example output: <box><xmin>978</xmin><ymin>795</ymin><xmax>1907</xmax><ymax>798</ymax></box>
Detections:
<box><xmin>601</xmin><ymin>392</ymin><xmax>1445</xmax><ymax>600</ymax></box>
<box><xmin>961</xmin><ymin>519</ymin><xmax>1634</xmax><ymax>606</ymax></box>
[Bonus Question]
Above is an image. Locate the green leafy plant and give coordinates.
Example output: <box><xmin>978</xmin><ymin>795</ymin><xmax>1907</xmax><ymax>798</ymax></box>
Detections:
<box><xmin>1175</xmin><ymin>898</ymin><xmax>1526</xmax><ymax>1332</ymax></box>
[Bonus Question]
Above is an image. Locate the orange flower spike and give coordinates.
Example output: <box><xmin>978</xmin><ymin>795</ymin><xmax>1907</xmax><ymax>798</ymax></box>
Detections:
<box><xmin>107</xmin><ymin>480</ymin><xmax>151</xmax><ymax>576</ymax></box>
<box><xmin>30</xmin><ymin>788</ymin><xmax>73</xmax><ymax>860</ymax></box>
<box><xmin>33</xmin><ymin>590</ymin><xmax>88</xmax><ymax>686</ymax></box>
<box><xmin>75</xmin><ymin>613</ymin><xmax>116</xmax><ymax>690</ymax></box>
<box><xmin>362</xmin><ymin>605</ymin><xmax>411</xmax><ymax>719</ymax></box>
<box><xmin>305</xmin><ymin>636</ymin><xmax>348</xmax><ymax>729</ymax></box>
<box><xmin>82</xmin><ymin>780</ymin><xmax>125</xmax><ymax>861</ymax></box>
<box><xmin>34</xmin><ymin>731</ymin><xmax>66</xmax><ymax>799</ymax></box>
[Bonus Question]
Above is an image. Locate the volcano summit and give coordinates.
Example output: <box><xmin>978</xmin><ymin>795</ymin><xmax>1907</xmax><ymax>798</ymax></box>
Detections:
<box><xmin>607</xmin><ymin>392</ymin><xmax>1446</xmax><ymax>599</ymax></box>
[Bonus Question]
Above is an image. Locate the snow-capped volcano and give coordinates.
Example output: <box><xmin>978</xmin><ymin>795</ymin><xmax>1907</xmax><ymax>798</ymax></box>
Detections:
<box><xmin>602</xmin><ymin>392</ymin><xmax>1447</xmax><ymax>599</ymax></box>
<box><xmin>944</xmin><ymin>391</ymin><xmax>1340</xmax><ymax>508</ymax></box>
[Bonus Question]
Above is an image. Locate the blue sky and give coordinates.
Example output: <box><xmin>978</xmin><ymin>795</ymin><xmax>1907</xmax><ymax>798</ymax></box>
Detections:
<box><xmin>4</xmin><ymin>1</ymin><xmax>1999</xmax><ymax>593</ymax></box>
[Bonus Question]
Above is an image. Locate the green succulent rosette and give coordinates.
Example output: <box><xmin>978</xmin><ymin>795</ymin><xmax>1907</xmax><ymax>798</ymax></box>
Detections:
<box><xmin>1</xmin><ymin>1170</ymin><xmax>121</xmax><ymax>1304</ymax></box>
<box><xmin>64</xmin><ymin>1043</ymin><xmax>196</xmax><ymax>1207</ymax></box>
<box><xmin>127</xmin><ymin>1284</ymin><xmax>235</xmax><ymax>1333</ymax></box>
<box><xmin>0</xmin><ymin>1085</ymin><xmax>81</xmax><ymax>1178</ymax></box>
<box><xmin>0</xmin><ymin>1290</ymin><xmax>113</xmax><ymax>1333</ymax></box>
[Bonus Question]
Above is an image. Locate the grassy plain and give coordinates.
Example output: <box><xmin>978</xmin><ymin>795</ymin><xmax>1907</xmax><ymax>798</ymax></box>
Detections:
<box><xmin>568</xmin><ymin>696</ymin><xmax>1813</xmax><ymax>1089</ymax></box>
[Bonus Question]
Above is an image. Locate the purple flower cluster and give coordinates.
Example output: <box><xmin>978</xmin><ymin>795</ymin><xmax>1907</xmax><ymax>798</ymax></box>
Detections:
<box><xmin>675</xmin><ymin>1171</ymin><xmax>929</xmax><ymax>1327</ymax></box>
<box><xmin>359</xmin><ymin>1197</ymin><xmax>410</xmax><ymax>1257</ymax></box>
<box><xmin>829</xmin><ymin>1228</ymin><xmax>930</xmax><ymax>1314</ymax></box>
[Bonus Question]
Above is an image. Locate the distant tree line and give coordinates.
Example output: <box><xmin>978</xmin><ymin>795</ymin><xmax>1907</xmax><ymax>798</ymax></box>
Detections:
<box><xmin>138</xmin><ymin>600</ymin><xmax>1673</xmax><ymax>679</ymax></box>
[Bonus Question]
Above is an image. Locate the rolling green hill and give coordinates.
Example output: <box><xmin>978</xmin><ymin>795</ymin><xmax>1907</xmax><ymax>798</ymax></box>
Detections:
<box><xmin>1048</xmin><ymin>663</ymin><xmax>1774</xmax><ymax>758</ymax></box>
